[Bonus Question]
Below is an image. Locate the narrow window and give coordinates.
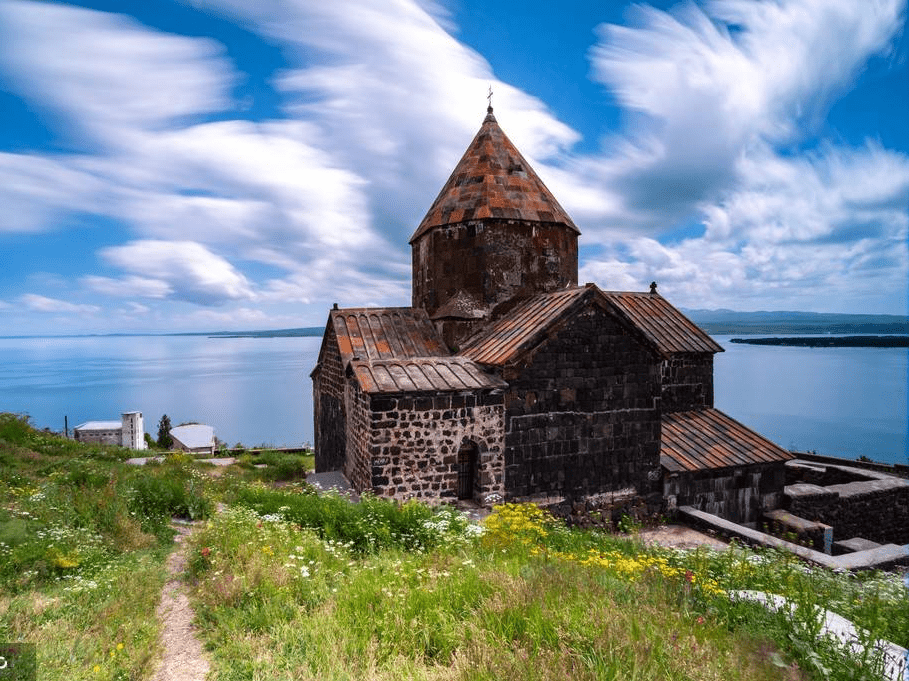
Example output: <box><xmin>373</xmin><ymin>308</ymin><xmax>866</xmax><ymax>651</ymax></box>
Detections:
<box><xmin>457</xmin><ymin>441</ymin><xmax>478</xmax><ymax>500</ymax></box>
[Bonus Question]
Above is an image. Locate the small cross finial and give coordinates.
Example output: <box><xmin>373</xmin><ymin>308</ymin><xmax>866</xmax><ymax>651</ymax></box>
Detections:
<box><xmin>649</xmin><ymin>282</ymin><xmax>658</xmax><ymax>294</ymax></box>
<box><xmin>487</xmin><ymin>84</ymin><xmax>493</xmax><ymax>112</ymax></box>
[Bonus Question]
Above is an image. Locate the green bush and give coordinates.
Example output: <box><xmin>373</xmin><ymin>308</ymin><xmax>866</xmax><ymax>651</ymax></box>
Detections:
<box><xmin>230</xmin><ymin>486</ymin><xmax>478</xmax><ymax>554</ymax></box>
<box><xmin>255</xmin><ymin>451</ymin><xmax>312</xmax><ymax>481</ymax></box>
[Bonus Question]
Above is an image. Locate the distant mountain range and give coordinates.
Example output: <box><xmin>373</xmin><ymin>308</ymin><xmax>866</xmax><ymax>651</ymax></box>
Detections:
<box><xmin>9</xmin><ymin>311</ymin><xmax>905</xmax><ymax>340</ymax></box>
<box><xmin>680</xmin><ymin>309</ymin><xmax>909</xmax><ymax>335</ymax></box>
<box><xmin>201</xmin><ymin>310</ymin><xmax>909</xmax><ymax>339</ymax></box>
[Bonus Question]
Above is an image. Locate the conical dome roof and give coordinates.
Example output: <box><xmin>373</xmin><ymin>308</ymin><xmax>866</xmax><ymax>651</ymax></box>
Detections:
<box><xmin>410</xmin><ymin>108</ymin><xmax>579</xmax><ymax>243</ymax></box>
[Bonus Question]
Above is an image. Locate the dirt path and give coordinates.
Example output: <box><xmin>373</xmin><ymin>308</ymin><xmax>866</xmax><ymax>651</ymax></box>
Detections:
<box><xmin>637</xmin><ymin>524</ymin><xmax>728</xmax><ymax>551</ymax></box>
<box><xmin>151</xmin><ymin>522</ymin><xmax>210</xmax><ymax>681</ymax></box>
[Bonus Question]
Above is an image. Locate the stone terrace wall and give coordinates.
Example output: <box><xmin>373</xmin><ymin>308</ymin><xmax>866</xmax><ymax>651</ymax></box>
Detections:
<box><xmin>664</xmin><ymin>462</ymin><xmax>787</xmax><ymax>526</ymax></box>
<box><xmin>786</xmin><ymin>476</ymin><xmax>909</xmax><ymax>545</ymax></box>
<box><xmin>660</xmin><ymin>354</ymin><xmax>714</xmax><ymax>413</ymax></box>
<box><xmin>313</xmin><ymin>324</ymin><xmax>346</xmax><ymax>472</ymax></box>
<box><xmin>367</xmin><ymin>392</ymin><xmax>505</xmax><ymax>504</ymax></box>
<box><xmin>502</xmin><ymin>306</ymin><xmax>661</xmax><ymax>501</ymax></box>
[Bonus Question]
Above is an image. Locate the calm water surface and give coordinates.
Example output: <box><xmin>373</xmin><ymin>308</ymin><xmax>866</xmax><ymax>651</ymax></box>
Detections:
<box><xmin>1</xmin><ymin>334</ymin><xmax>906</xmax><ymax>464</ymax></box>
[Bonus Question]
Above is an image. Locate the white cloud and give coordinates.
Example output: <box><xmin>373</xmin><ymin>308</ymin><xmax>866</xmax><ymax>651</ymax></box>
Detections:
<box><xmin>99</xmin><ymin>240</ymin><xmax>254</xmax><ymax>306</ymax></box>
<box><xmin>0</xmin><ymin>0</ymin><xmax>906</xmax><ymax>332</ymax></box>
<box><xmin>0</xmin><ymin>153</ymin><xmax>110</xmax><ymax>233</ymax></box>
<box><xmin>573</xmin><ymin>0</ymin><xmax>908</xmax><ymax>313</ymax></box>
<box><xmin>19</xmin><ymin>294</ymin><xmax>101</xmax><ymax>314</ymax></box>
<box><xmin>191</xmin><ymin>0</ymin><xmax>580</xmax><ymax>243</ymax></box>
<box><xmin>583</xmin><ymin>0</ymin><xmax>906</xmax><ymax>227</ymax></box>
<box><xmin>0</xmin><ymin>0</ymin><xmax>234</xmax><ymax>146</ymax></box>
<box><xmin>82</xmin><ymin>275</ymin><xmax>173</xmax><ymax>299</ymax></box>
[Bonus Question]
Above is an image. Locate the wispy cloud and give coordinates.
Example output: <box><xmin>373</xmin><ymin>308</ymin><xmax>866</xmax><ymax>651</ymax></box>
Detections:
<box><xmin>576</xmin><ymin>0</ymin><xmax>909</xmax><ymax>312</ymax></box>
<box><xmin>0</xmin><ymin>0</ymin><xmax>906</xmax><ymax>332</ymax></box>
<box><xmin>98</xmin><ymin>240</ymin><xmax>255</xmax><ymax>306</ymax></box>
<box><xmin>0</xmin><ymin>0</ymin><xmax>233</xmax><ymax>146</ymax></box>
<box><xmin>19</xmin><ymin>294</ymin><xmax>100</xmax><ymax>314</ymax></box>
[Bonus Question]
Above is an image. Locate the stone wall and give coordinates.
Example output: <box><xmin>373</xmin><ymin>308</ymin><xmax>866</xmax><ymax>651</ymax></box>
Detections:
<box><xmin>786</xmin><ymin>477</ymin><xmax>909</xmax><ymax>545</ymax></box>
<box><xmin>412</xmin><ymin>220</ymin><xmax>577</xmax><ymax>323</ymax></box>
<box><xmin>660</xmin><ymin>354</ymin><xmax>714</xmax><ymax>412</ymax></box>
<box><xmin>365</xmin><ymin>391</ymin><xmax>505</xmax><ymax>504</ymax></box>
<box><xmin>502</xmin><ymin>306</ymin><xmax>661</xmax><ymax>501</ymax></box>
<box><xmin>664</xmin><ymin>462</ymin><xmax>787</xmax><ymax>526</ymax></box>
<box><xmin>343</xmin><ymin>377</ymin><xmax>372</xmax><ymax>491</ymax></box>
<box><xmin>313</xmin><ymin>324</ymin><xmax>346</xmax><ymax>472</ymax></box>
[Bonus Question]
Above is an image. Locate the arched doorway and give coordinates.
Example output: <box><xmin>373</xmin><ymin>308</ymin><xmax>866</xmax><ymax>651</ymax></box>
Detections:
<box><xmin>457</xmin><ymin>441</ymin><xmax>479</xmax><ymax>500</ymax></box>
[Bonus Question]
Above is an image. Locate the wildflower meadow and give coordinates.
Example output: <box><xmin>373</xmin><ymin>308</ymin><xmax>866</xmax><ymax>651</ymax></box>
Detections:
<box><xmin>1</xmin><ymin>413</ymin><xmax>907</xmax><ymax>680</ymax></box>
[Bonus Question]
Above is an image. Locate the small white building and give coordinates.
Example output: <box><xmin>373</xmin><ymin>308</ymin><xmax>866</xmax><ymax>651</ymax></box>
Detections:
<box><xmin>170</xmin><ymin>424</ymin><xmax>216</xmax><ymax>456</ymax></box>
<box><xmin>74</xmin><ymin>411</ymin><xmax>147</xmax><ymax>450</ymax></box>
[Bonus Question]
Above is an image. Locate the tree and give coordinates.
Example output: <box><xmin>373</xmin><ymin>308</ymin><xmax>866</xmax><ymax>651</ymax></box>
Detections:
<box><xmin>156</xmin><ymin>414</ymin><xmax>173</xmax><ymax>449</ymax></box>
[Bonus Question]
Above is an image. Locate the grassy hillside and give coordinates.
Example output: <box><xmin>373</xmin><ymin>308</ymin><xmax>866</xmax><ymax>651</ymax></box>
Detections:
<box><xmin>1</xmin><ymin>414</ymin><xmax>906</xmax><ymax>680</ymax></box>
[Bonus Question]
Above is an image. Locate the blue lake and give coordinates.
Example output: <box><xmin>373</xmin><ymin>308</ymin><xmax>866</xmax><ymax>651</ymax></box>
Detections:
<box><xmin>0</xmin><ymin>334</ymin><xmax>906</xmax><ymax>465</ymax></box>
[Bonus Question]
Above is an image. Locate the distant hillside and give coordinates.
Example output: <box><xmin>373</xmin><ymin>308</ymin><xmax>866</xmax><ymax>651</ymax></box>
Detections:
<box><xmin>202</xmin><ymin>327</ymin><xmax>324</xmax><ymax>338</ymax></box>
<box><xmin>682</xmin><ymin>309</ymin><xmax>909</xmax><ymax>335</ymax></box>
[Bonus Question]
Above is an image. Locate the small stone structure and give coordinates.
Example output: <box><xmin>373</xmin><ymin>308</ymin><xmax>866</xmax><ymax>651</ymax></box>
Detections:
<box><xmin>783</xmin><ymin>460</ymin><xmax>909</xmax><ymax>547</ymax></box>
<box><xmin>311</xmin><ymin>106</ymin><xmax>794</xmax><ymax>511</ymax></box>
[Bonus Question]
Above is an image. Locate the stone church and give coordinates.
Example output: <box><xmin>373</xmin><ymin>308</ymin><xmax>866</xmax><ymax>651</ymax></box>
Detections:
<box><xmin>312</xmin><ymin>106</ymin><xmax>792</xmax><ymax>520</ymax></box>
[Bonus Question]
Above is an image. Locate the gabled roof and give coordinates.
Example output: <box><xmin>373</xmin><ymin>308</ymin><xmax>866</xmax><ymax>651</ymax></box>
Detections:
<box><xmin>660</xmin><ymin>409</ymin><xmax>794</xmax><ymax>473</ymax></box>
<box><xmin>410</xmin><ymin>108</ymin><xmax>578</xmax><ymax>242</ymax></box>
<box><xmin>322</xmin><ymin>306</ymin><xmax>503</xmax><ymax>396</ymax></box>
<box><xmin>170</xmin><ymin>424</ymin><xmax>215</xmax><ymax>450</ymax></box>
<box><xmin>600</xmin><ymin>291</ymin><xmax>723</xmax><ymax>355</ymax></box>
<box><xmin>459</xmin><ymin>284</ymin><xmax>721</xmax><ymax>366</ymax></box>
<box><xmin>350</xmin><ymin>357</ymin><xmax>507</xmax><ymax>395</ymax></box>
<box><xmin>459</xmin><ymin>286</ymin><xmax>590</xmax><ymax>366</ymax></box>
<box><xmin>328</xmin><ymin>307</ymin><xmax>447</xmax><ymax>366</ymax></box>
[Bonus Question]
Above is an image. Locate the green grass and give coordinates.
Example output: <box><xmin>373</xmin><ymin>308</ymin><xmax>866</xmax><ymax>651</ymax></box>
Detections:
<box><xmin>0</xmin><ymin>414</ymin><xmax>211</xmax><ymax>678</ymax></box>
<box><xmin>2</xmin><ymin>413</ymin><xmax>907</xmax><ymax>681</ymax></box>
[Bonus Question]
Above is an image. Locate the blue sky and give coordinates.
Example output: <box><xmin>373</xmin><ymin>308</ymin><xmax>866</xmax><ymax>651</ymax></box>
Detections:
<box><xmin>1</xmin><ymin>0</ymin><xmax>907</xmax><ymax>334</ymax></box>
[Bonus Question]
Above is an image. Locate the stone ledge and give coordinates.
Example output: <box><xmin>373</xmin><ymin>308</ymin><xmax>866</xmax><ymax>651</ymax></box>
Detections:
<box><xmin>679</xmin><ymin>506</ymin><xmax>909</xmax><ymax>571</ymax></box>
<box><xmin>834</xmin><ymin>537</ymin><xmax>882</xmax><ymax>554</ymax></box>
<box><xmin>824</xmin><ymin>478</ymin><xmax>909</xmax><ymax>498</ymax></box>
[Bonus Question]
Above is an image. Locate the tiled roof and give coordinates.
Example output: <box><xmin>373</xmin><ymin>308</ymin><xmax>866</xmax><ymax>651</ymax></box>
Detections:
<box><xmin>660</xmin><ymin>409</ymin><xmax>794</xmax><ymax>473</ymax></box>
<box><xmin>350</xmin><ymin>357</ymin><xmax>507</xmax><ymax>395</ymax></box>
<box><xmin>459</xmin><ymin>284</ymin><xmax>722</xmax><ymax>366</ymax></box>
<box><xmin>459</xmin><ymin>287</ymin><xmax>588</xmax><ymax>366</ymax></box>
<box><xmin>601</xmin><ymin>292</ymin><xmax>723</xmax><ymax>355</ymax></box>
<box><xmin>330</xmin><ymin>307</ymin><xmax>446</xmax><ymax>365</ymax></box>
<box><xmin>410</xmin><ymin>108</ymin><xmax>578</xmax><ymax>242</ymax></box>
<box><xmin>329</xmin><ymin>306</ymin><xmax>504</xmax><ymax>395</ymax></box>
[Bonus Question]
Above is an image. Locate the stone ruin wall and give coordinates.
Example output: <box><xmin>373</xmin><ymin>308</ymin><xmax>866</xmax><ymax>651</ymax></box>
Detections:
<box><xmin>786</xmin><ymin>479</ymin><xmax>909</xmax><ymax>545</ymax></box>
<box><xmin>501</xmin><ymin>306</ymin><xmax>662</xmax><ymax>501</ymax></box>
<box><xmin>664</xmin><ymin>463</ymin><xmax>788</xmax><ymax>527</ymax></box>
<box><xmin>660</xmin><ymin>354</ymin><xmax>714</xmax><ymax>413</ymax></box>
<box><xmin>365</xmin><ymin>392</ymin><xmax>505</xmax><ymax>504</ymax></box>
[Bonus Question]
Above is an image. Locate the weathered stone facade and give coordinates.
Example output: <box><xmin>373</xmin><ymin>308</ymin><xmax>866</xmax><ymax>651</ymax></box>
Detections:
<box><xmin>366</xmin><ymin>392</ymin><xmax>505</xmax><ymax>502</ymax></box>
<box><xmin>664</xmin><ymin>462</ymin><xmax>787</xmax><ymax>526</ymax></box>
<box><xmin>412</xmin><ymin>220</ymin><xmax>578</xmax><ymax>327</ymax></box>
<box><xmin>312</xmin><ymin>323</ymin><xmax>346</xmax><ymax>472</ymax></box>
<box><xmin>499</xmin><ymin>307</ymin><xmax>661</xmax><ymax>500</ymax></box>
<box><xmin>660</xmin><ymin>355</ymin><xmax>714</xmax><ymax>413</ymax></box>
<box><xmin>312</xmin><ymin>107</ymin><xmax>791</xmax><ymax>516</ymax></box>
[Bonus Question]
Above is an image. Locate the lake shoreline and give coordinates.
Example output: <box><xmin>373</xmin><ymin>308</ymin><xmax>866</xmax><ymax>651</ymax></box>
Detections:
<box><xmin>730</xmin><ymin>335</ymin><xmax>909</xmax><ymax>347</ymax></box>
